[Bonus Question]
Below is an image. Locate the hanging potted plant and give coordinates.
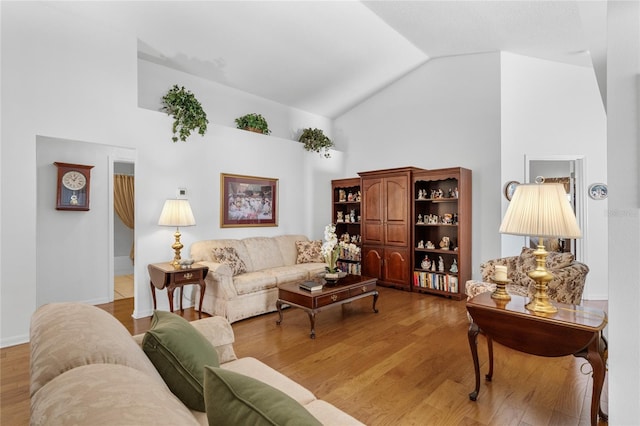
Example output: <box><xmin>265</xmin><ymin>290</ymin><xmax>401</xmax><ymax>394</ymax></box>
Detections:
<box><xmin>235</xmin><ymin>113</ymin><xmax>271</xmax><ymax>135</ymax></box>
<box><xmin>298</xmin><ymin>127</ymin><xmax>334</xmax><ymax>158</ymax></box>
<box><xmin>161</xmin><ymin>85</ymin><xmax>209</xmax><ymax>142</ymax></box>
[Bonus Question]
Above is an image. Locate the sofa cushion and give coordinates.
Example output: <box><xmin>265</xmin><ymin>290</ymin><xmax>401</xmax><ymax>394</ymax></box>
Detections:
<box><xmin>29</xmin><ymin>302</ymin><xmax>166</xmax><ymax>397</ymax></box>
<box><xmin>203</xmin><ymin>366</ymin><xmax>321</xmax><ymax>426</ymax></box>
<box><xmin>518</xmin><ymin>247</ymin><xmax>574</xmax><ymax>273</ymax></box>
<box><xmin>211</xmin><ymin>247</ymin><xmax>247</xmax><ymax>276</ymax></box>
<box><xmin>190</xmin><ymin>239</ymin><xmax>254</xmax><ymax>272</ymax></box>
<box><xmin>295</xmin><ymin>240</ymin><xmax>324</xmax><ymax>264</ymax></box>
<box><xmin>243</xmin><ymin>237</ymin><xmax>285</xmax><ymax>271</ymax></box>
<box><xmin>233</xmin><ymin>271</ymin><xmax>278</xmax><ymax>295</ymax></box>
<box><xmin>142</xmin><ymin>310</ymin><xmax>219</xmax><ymax>412</ymax></box>
<box><xmin>220</xmin><ymin>357</ymin><xmax>316</xmax><ymax>405</ymax></box>
<box><xmin>31</xmin><ymin>364</ymin><xmax>200</xmax><ymax>426</ymax></box>
<box><xmin>275</xmin><ymin>234</ymin><xmax>310</xmax><ymax>265</ymax></box>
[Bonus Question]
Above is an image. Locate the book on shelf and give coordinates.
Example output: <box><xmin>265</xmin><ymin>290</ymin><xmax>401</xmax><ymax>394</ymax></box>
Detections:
<box><xmin>299</xmin><ymin>281</ymin><xmax>323</xmax><ymax>292</ymax></box>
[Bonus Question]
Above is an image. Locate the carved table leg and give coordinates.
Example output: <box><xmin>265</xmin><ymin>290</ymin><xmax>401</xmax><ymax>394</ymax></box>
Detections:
<box><xmin>468</xmin><ymin>321</ymin><xmax>481</xmax><ymax>401</ymax></box>
<box><xmin>307</xmin><ymin>311</ymin><xmax>316</xmax><ymax>339</ymax></box>
<box><xmin>486</xmin><ymin>335</ymin><xmax>494</xmax><ymax>381</ymax></box>
<box><xmin>167</xmin><ymin>287</ymin><xmax>175</xmax><ymax>313</ymax></box>
<box><xmin>150</xmin><ymin>281</ymin><xmax>157</xmax><ymax>310</ymax></box>
<box><xmin>372</xmin><ymin>291</ymin><xmax>379</xmax><ymax>313</ymax></box>
<box><xmin>275</xmin><ymin>300</ymin><xmax>283</xmax><ymax>325</ymax></box>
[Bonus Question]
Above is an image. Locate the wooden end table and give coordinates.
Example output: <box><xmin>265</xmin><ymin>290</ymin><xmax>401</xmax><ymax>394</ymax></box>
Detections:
<box><xmin>148</xmin><ymin>262</ymin><xmax>209</xmax><ymax>319</ymax></box>
<box><xmin>466</xmin><ymin>292</ymin><xmax>608</xmax><ymax>426</ymax></box>
<box><xmin>276</xmin><ymin>274</ymin><xmax>378</xmax><ymax>338</ymax></box>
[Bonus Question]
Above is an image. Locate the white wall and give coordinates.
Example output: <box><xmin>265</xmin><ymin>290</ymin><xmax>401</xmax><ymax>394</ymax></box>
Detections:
<box><xmin>334</xmin><ymin>52</ymin><xmax>503</xmax><ymax>279</ymax></box>
<box><xmin>500</xmin><ymin>52</ymin><xmax>608</xmax><ymax>300</ymax></box>
<box><xmin>606</xmin><ymin>1</ymin><xmax>640</xmax><ymax>422</ymax></box>
<box><xmin>0</xmin><ymin>2</ymin><xmax>339</xmax><ymax>346</ymax></box>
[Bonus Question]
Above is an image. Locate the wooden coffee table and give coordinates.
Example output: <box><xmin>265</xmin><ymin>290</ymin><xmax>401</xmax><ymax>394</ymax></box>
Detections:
<box><xmin>276</xmin><ymin>274</ymin><xmax>378</xmax><ymax>338</ymax></box>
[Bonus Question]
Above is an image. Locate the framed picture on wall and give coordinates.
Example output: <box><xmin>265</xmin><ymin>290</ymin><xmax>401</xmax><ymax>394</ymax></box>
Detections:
<box><xmin>221</xmin><ymin>173</ymin><xmax>278</xmax><ymax>227</ymax></box>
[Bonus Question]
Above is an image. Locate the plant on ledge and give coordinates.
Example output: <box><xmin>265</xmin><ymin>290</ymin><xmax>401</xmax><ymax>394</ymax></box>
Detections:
<box><xmin>161</xmin><ymin>85</ymin><xmax>209</xmax><ymax>142</ymax></box>
<box><xmin>298</xmin><ymin>127</ymin><xmax>334</xmax><ymax>158</ymax></box>
<box><xmin>235</xmin><ymin>113</ymin><xmax>271</xmax><ymax>135</ymax></box>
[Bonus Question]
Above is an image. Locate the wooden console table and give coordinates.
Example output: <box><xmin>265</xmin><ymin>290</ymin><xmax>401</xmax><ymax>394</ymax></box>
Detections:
<box><xmin>276</xmin><ymin>274</ymin><xmax>378</xmax><ymax>338</ymax></box>
<box><xmin>466</xmin><ymin>292</ymin><xmax>608</xmax><ymax>426</ymax></box>
<box><xmin>148</xmin><ymin>262</ymin><xmax>208</xmax><ymax>319</ymax></box>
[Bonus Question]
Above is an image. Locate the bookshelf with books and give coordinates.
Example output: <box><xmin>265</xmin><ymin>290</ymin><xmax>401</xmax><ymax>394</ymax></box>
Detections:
<box><xmin>331</xmin><ymin>178</ymin><xmax>362</xmax><ymax>275</ymax></box>
<box><xmin>412</xmin><ymin>167</ymin><xmax>471</xmax><ymax>300</ymax></box>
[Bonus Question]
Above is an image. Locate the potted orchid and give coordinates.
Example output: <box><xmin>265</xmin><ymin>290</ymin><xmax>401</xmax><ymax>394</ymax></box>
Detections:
<box><xmin>321</xmin><ymin>224</ymin><xmax>340</xmax><ymax>278</ymax></box>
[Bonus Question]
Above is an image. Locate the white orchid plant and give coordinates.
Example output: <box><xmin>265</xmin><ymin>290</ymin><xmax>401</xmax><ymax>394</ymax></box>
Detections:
<box><xmin>321</xmin><ymin>224</ymin><xmax>340</xmax><ymax>273</ymax></box>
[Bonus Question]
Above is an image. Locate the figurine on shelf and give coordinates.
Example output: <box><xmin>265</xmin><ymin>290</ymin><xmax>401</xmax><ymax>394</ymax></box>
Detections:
<box><xmin>453</xmin><ymin>213</ymin><xmax>459</xmax><ymax>225</ymax></box>
<box><xmin>449</xmin><ymin>259</ymin><xmax>458</xmax><ymax>273</ymax></box>
<box><xmin>426</xmin><ymin>240</ymin><xmax>435</xmax><ymax>249</ymax></box>
<box><xmin>431</xmin><ymin>261</ymin><xmax>436</xmax><ymax>272</ymax></box>
<box><xmin>417</xmin><ymin>189</ymin><xmax>426</xmax><ymax>200</ymax></box>
<box><xmin>453</xmin><ymin>187</ymin><xmax>459</xmax><ymax>198</ymax></box>
<box><xmin>339</xmin><ymin>189</ymin><xmax>346</xmax><ymax>202</ymax></box>
<box><xmin>439</xmin><ymin>236</ymin><xmax>450</xmax><ymax>250</ymax></box>
<box><xmin>347</xmin><ymin>192</ymin><xmax>354</xmax><ymax>202</ymax></box>
<box><xmin>438</xmin><ymin>256</ymin><xmax>445</xmax><ymax>272</ymax></box>
<box><xmin>442</xmin><ymin>213</ymin><xmax>453</xmax><ymax>224</ymax></box>
<box><xmin>448</xmin><ymin>188</ymin><xmax>453</xmax><ymax>198</ymax></box>
<box><xmin>356</xmin><ymin>191</ymin><xmax>361</xmax><ymax>202</ymax></box>
<box><xmin>350</xmin><ymin>209</ymin><xmax>356</xmax><ymax>223</ymax></box>
<box><xmin>421</xmin><ymin>255</ymin><xmax>431</xmax><ymax>270</ymax></box>
<box><xmin>417</xmin><ymin>240</ymin><xmax>424</xmax><ymax>248</ymax></box>
<box><xmin>417</xmin><ymin>214</ymin><xmax>423</xmax><ymax>224</ymax></box>
<box><xmin>341</xmin><ymin>232</ymin><xmax>350</xmax><ymax>243</ymax></box>
<box><xmin>337</xmin><ymin>211</ymin><xmax>344</xmax><ymax>222</ymax></box>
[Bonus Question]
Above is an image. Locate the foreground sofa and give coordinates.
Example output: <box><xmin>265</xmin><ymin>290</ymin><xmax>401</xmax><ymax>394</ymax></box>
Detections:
<box><xmin>30</xmin><ymin>302</ymin><xmax>363</xmax><ymax>425</ymax></box>
<box><xmin>466</xmin><ymin>247</ymin><xmax>589</xmax><ymax>304</ymax></box>
<box><xmin>190</xmin><ymin>234</ymin><xmax>327</xmax><ymax>322</ymax></box>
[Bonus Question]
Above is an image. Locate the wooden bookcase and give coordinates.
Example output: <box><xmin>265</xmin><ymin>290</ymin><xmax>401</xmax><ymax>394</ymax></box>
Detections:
<box><xmin>412</xmin><ymin>167</ymin><xmax>471</xmax><ymax>300</ymax></box>
<box><xmin>331</xmin><ymin>178</ymin><xmax>362</xmax><ymax>275</ymax></box>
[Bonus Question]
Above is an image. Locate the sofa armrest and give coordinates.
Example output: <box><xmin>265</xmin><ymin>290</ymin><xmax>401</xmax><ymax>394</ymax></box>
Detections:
<box><xmin>133</xmin><ymin>316</ymin><xmax>238</xmax><ymax>364</ymax></box>
<box><xmin>197</xmin><ymin>260</ymin><xmax>238</xmax><ymax>300</ymax></box>
<box><xmin>547</xmin><ymin>261</ymin><xmax>589</xmax><ymax>305</ymax></box>
<box><xmin>190</xmin><ymin>316</ymin><xmax>238</xmax><ymax>364</ymax></box>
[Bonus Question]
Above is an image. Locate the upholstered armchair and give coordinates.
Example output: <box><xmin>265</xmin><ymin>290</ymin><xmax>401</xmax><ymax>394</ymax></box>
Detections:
<box><xmin>466</xmin><ymin>247</ymin><xmax>589</xmax><ymax>305</ymax></box>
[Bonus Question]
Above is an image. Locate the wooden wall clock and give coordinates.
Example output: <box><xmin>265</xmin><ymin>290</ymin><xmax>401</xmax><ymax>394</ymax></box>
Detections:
<box><xmin>54</xmin><ymin>162</ymin><xmax>94</xmax><ymax>211</ymax></box>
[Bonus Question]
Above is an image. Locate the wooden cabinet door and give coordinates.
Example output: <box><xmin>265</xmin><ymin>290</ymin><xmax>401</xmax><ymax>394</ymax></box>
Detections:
<box><xmin>383</xmin><ymin>247</ymin><xmax>411</xmax><ymax>289</ymax></box>
<box><xmin>362</xmin><ymin>178</ymin><xmax>383</xmax><ymax>245</ymax></box>
<box><xmin>361</xmin><ymin>245</ymin><xmax>383</xmax><ymax>280</ymax></box>
<box><xmin>384</xmin><ymin>174</ymin><xmax>410</xmax><ymax>247</ymax></box>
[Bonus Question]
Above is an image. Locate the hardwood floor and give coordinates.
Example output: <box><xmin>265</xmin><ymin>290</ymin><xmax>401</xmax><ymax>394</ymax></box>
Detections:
<box><xmin>0</xmin><ymin>288</ymin><xmax>607</xmax><ymax>425</ymax></box>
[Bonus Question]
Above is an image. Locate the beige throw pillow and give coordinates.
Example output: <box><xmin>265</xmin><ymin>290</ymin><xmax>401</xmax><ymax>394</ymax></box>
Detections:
<box><xmin>295</xmin><ymin>240</ymin><xmax>323</xmax><ymax>264</ymax></box>
<box><xmin>211</xmin><ymin>247</ymin><xmax>247</xmax><ymax>276</ymax></box>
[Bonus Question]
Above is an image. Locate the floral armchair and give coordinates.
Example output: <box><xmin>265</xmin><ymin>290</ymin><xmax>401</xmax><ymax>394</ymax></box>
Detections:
<box><xmin>466</xmin><ymin>247</ymin><xmax>589</xmax><ymax>305</ymax></box>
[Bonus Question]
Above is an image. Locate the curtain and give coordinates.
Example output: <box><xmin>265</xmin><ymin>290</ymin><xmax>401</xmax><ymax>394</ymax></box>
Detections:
<box><xmin>114</xmin><ymin>174</ymin><xmax>135</xmax><ymax>261</ymax></box>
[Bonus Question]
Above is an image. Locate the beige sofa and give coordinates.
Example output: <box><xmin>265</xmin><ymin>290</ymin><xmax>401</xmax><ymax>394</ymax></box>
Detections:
<box><xmin>30</xmin><ymin>302</ymin><xmax>363</xmax><ymax>425</ymax></box>
<box><xmin>190</xmin><ymin>235</ymin><xmax>327</xmax><ymax>323</ymax></box>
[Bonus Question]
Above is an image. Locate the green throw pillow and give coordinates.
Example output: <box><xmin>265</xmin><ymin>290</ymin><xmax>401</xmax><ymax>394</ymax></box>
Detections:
<box><xmin>142</xmin><ymin>310</ymin><xmax>219</xmax><ymax>412</ymax></box>
<box><xmin>203</xmin><ymin>366</ymin><xmax>322</xmax><ymax>426</ymax></box>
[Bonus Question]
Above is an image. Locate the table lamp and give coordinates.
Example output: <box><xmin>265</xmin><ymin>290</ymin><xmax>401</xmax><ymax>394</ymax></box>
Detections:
<box><xmin>499</xmin><ymin>182</ymin><xmax>582</xmax><ymax>314</ymax></box>
<box><xmin>158</xmin><ymin>199</ymin><xmax>196</xmax><ymax>270</ymax></box>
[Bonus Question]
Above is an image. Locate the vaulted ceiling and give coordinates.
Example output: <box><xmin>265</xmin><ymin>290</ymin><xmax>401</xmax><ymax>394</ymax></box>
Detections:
<box><xmin>48</xmin><ymin>1</ymin><xmax>607</xmax><ymax>118</ymax></box>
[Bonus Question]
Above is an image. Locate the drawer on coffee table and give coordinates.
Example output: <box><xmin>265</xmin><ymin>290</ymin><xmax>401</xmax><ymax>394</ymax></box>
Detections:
<box><xmin>316</xmin><ymin>288</ymin><xmax>351</xmax><ymax>307</ymax></box>
<box><xmin>349</xmin><ymin>282</ymin><xmax>376</xmax><ymax>297</ymax></box>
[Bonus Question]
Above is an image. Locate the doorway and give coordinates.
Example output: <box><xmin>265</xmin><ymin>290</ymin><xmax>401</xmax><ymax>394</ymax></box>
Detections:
<box><xmin>113</xmin><ymin>161</ymin><xmax>135</xmax><ymax>301</ymax></box>
<box><xmin>525</xmin><ymin>155</ymin><xmax>585</xmax><ymax>262</ymax></box>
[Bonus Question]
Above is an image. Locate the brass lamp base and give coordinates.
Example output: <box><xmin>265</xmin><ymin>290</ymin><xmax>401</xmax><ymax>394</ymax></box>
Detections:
<box><xmin>170</xmin><ymin>228</ymin><xmax>184</xmax><ymax>270</ymax></box>
<box><xmin>491</xmin><ymin>278</ymin><xmax>511</xmax><ymax>300</ymax></box>
<box><xmin>525</xmin><ymin>242</ymin><xmax>558</xmax><ymax>314</ymax></box>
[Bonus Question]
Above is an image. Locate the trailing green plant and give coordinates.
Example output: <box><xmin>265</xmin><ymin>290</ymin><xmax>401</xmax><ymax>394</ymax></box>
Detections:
<box><xmin>161</xmin><ymin>85</ymin><xmax>209</xmax><ymax>142</ymax></box>
<box><xmin>298</xmin><ymin>127</ymin><xmax>334</xmax><ymax>158</ymax></box>
<box><xmin>234</xmin><ymin>113</ymin><xmax>271</xmax><ymax>135</ymax></box>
